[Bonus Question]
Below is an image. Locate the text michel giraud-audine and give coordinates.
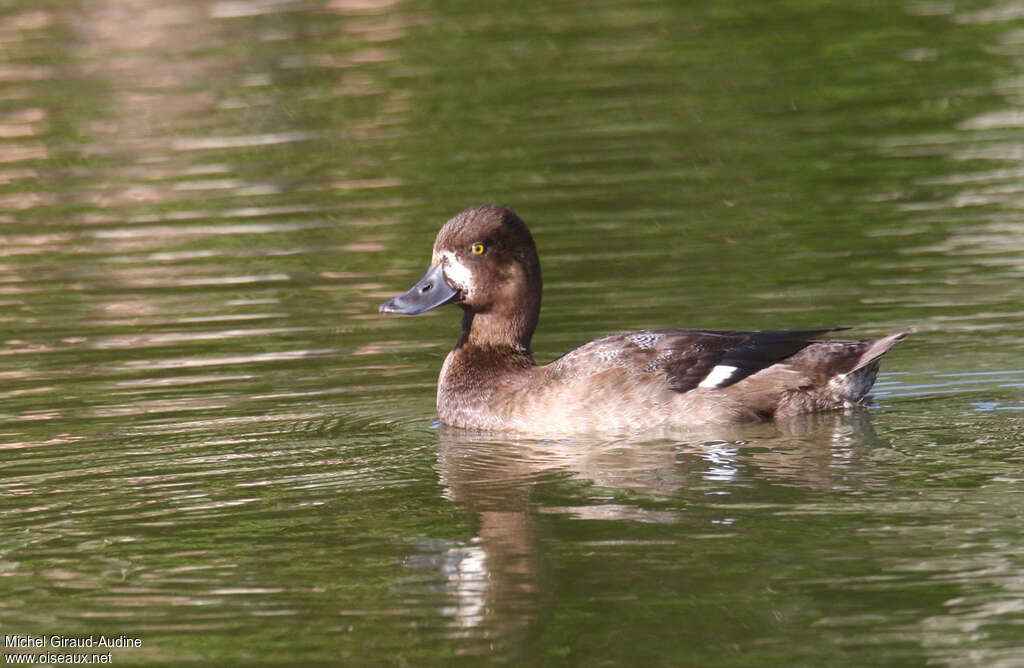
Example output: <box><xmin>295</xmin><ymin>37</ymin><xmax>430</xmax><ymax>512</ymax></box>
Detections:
<box><xmin>5</xmin><ymin>635</ymin><xmax>142</xmax><ymax>649</ymax></box>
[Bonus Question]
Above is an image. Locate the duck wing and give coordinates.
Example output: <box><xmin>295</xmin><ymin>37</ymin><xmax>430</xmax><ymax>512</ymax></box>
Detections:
<box><xmin>659</xmin><ymin>328</ymin><xmax>845</xmax><ymax>393</ymax></box>
<box><xmin>553</xmin><ymin>328</ymin><xmax>844</xmax><ymax>394</ymax></box>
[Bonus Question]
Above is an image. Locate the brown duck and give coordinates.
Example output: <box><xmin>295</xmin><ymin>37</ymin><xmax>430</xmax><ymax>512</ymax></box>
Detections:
<box><xmin>380</xmin><ymin>205</ymin><xmax>912</xmax><ymax>434</ymax></box>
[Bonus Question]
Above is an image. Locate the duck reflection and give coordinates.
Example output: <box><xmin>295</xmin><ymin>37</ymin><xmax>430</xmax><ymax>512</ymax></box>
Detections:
<box><xmin>428</xmin><ymin>410</ymin><xmax>890</xmax><ymax>642</ymax></box>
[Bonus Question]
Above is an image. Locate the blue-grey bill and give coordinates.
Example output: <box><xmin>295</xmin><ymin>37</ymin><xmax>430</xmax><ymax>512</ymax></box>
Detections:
<box><xmin>378</xmin><ymin>262</ymin><xmax>460</xmax><ymax>315</ymax></box>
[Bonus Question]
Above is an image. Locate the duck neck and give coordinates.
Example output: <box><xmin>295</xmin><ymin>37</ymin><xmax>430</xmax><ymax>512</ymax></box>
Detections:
<box><xmin>452</xmin><ymin>251</ymin><xmax>542</xmax><ymax>365</ymax></box>
<box><xmin>456</xmin><ymin>308</ymin><xmax>537</xmax><ymax>363</ymax></box>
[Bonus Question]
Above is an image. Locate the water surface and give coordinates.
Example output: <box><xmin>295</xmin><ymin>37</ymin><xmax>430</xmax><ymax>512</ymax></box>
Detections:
<box><xmin>1</xmin><ymin>0</ymin><xmax>1023</xmax><ymax>665</ymax></box>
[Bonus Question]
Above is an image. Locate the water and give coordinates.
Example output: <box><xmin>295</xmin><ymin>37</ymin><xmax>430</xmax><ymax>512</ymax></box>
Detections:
<box><xmin>1</xmin><ymin>0</ymin><xmax>1023</xmax><ymax>665</ymax></box>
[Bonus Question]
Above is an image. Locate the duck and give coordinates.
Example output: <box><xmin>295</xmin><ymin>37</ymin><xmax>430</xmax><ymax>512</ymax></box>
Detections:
<box><xmin>379</xmin><ymin>204</ymin><xmax>912</xmax><ymax>434</ymax></box>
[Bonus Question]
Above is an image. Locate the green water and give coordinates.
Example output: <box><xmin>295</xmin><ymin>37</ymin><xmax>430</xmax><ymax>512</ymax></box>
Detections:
<box><xmin>1</xmin><ymin>0</ymin><xmax>1023</xmax><ymax>665</ymax></box>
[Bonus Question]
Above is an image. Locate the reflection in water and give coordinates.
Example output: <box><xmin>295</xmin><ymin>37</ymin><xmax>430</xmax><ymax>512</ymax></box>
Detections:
<box><xmin>0</xmin><ymin>0</ymin><xmax>419</xmax><ymax>429</ymax></box>
<box><xmin>430</xmin><ymin>410</ymin><xmax>890</xmax><ymax>640</ymax></box>
<box><xmin>870</xmin><ymin>5</ymin><xmax>1024</xmax><ymax>360</ymax></box>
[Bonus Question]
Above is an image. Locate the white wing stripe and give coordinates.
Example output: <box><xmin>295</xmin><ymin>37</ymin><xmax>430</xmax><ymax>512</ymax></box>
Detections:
<box><xmin>698</xmin><ymin>364</ymin><xmax>740</xmax><ymax>389</ymax></box>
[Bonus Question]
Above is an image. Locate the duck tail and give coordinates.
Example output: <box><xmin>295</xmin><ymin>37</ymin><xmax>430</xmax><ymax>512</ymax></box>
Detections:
<box><xmin>848</xmin><ymin>327</ymin><xmax>915</xmax><ymax>375</ymax></box>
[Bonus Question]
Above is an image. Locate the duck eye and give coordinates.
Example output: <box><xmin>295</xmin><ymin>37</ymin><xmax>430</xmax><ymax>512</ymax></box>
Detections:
<box><xmin>471</xmin><ymin>242</ymin><xmax>485</xmax><ymax>255</ymax></box>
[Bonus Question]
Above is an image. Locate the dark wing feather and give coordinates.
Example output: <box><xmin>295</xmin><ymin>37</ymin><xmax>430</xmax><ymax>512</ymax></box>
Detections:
<box><xmin>659</xmin><ymin>328</ymin><xmax>845</xmax><ymax>393</ymax></box>
<box><xmin>548</xmin><ymin>327</ymin><xmax>846</xmax><ymax>394</ymax></box>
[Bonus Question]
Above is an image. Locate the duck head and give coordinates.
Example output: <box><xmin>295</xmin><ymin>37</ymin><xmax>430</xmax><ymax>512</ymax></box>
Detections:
<box><xmin>379</xmin><ymin>205</ymin><xmax>543</xmax><ymax>350</ymax></box>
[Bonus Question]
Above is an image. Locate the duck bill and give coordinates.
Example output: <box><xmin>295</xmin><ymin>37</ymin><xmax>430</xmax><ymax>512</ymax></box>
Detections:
<box><xmin>379</xmin><ymin>262</ymin><xmax>460</xmax><ymax>315</ymax></box>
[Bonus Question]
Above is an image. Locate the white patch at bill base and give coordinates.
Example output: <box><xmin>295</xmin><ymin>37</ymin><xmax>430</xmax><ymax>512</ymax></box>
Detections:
<box><xmin>440</xmin><ymin>251</ymin><xmax>474</xmax><ymax>291</ymax></box>
<box><xmin>698</xmin><ymin>364</ymin><xmax>741</xmax><ymax>389</ymax></box>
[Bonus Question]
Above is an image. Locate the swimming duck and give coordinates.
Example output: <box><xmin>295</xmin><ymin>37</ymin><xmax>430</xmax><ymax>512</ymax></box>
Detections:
<box><xmin>379</xmin><ymin>205</ymin><xmax>912</xmax><ymax>433</ymax></box>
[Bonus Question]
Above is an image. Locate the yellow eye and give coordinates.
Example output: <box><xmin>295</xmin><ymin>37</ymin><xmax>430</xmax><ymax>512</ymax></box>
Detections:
<box><xmin>471</xmin><ymin>242</ymin><xmax>485</xmax><ymax>255</ymax></box>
